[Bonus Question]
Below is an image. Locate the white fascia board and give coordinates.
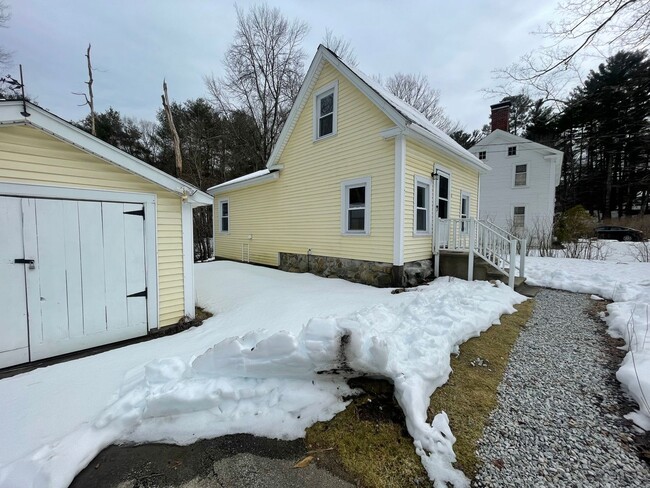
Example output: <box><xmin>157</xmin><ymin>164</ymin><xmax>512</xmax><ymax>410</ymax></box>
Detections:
<box><xmin>0</xmin><ymin>101</ymin><xmax>211</xmax><ymax>207</ymax></box>
<box><xmin>406</xmin><ymin>125</ymin><xmax>491</xmax><ymax>174</ymax></box>
<box><xmin>209</xmin><ymin>171</ymin><xmax>279</xmax><ymax>195</ymax></box>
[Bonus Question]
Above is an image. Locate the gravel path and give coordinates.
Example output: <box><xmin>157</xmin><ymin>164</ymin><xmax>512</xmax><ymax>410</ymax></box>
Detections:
<box><xmin>474</xmin><ymin>289</ymin><xmax>650</xmax><ymax>487</ymax></box>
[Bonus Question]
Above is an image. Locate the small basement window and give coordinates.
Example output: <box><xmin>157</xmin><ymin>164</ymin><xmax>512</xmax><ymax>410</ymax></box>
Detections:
<box><xmin>477</xmin><ymin>151</ymin><xmax>486</xmax><ymax>160</ymax></box>
<box><xmin>514</xmin><ymin>164</ymin><xmax>527</xmax><ymax>186</ymax></box>
<box><xmin>342</xmin><ymin>177</ymin><xmax>370</xmax><ymax>235</ymax></box>
<box><xmin>219</xmin><ymin>199</ymin><xmax>229</xmax><ymax>233</ymax></box>
<box><xmin>314</xmin><ymin>81</ymin><xmax>338</xmax><ymax>140</ymax></box>
<box><xmin>507</xmin><ymin>145</ymin><xmax>517</xmax><ymax>156</ymax></box>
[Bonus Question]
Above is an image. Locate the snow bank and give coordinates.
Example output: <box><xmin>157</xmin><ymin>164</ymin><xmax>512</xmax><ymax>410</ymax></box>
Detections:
<box><xmin>0</xmin><ymin>264</ymin><xmax>524</xmax><ymax>488</ymax></box>
<box><xmin>525</xmin><ymin>253</ymin><xmax>650</xmax><ymax>430</ymax></box>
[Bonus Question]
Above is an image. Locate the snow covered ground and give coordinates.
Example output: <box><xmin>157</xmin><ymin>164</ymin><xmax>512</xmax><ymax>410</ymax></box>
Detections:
<box><xmin>0</xmin><ymin>261</ymin><xmax>524</xmax><ymax>488</ymax></box>
<box><xmin>525</xmin><ymin>240</ymin><xmax>650</xmax><ymax>431</ymax></box>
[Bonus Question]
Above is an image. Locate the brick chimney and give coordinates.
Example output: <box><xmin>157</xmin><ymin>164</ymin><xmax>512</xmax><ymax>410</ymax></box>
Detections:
<box><xmin>490</xmin><ymin>101</ymin><xmax>511</xmax><ymax>132</ymax></box>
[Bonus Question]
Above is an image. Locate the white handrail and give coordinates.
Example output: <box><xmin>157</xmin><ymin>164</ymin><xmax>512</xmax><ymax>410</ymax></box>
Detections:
<box><xmin>437</xmin><ymin>218</ymin><xmax>526</xmax><ymax>288</ymax></box>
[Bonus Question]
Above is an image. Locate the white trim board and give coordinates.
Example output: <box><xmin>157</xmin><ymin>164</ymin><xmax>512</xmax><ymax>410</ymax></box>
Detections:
<box><xmin>181</xmin><ymin>201</ymin><xmax>195</xmax><ymax>319</ymax></box>
<box><xmin>393</xmin><ymin>134</ymin><xmax>405</xmax><ymax>265</ymax></box>
<box><xmin>0</xmin><ymin>101</ymin><xmax>212</xmax><ymax>207</ymax></box>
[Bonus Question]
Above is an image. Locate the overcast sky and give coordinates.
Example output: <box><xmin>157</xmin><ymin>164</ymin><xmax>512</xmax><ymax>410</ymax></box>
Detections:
<box><xmin>2</xmin><ymin>0</ymin><xmax>560</xmax><ymax>130</ymax></box>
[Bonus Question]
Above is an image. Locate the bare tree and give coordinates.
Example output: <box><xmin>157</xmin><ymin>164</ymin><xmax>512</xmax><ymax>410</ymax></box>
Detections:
<box><xmin>205</xmin><ymin>4</ymin><xmax>308</xmax><ymax>168</ymax></box>
<box><xmin>384</xmin><ymin>73</ymin><xmax>459</xmax><ymax>133</ymax></box>
<box><xmin>0</xmin><ymin>1</ymin><xmax>12</xmax><ymax>68</ymax></box>
<box><xmin>494</xmin><ymin>0</ymin><xmax>650</xmax><ymax>100</ymax></box>
<box><xmin>323</xmin><ymin>29</ymin><xmax>357</xmax><ymax>66</ymax></box>
<box><xmin>73</xmin><ymin>44</ymin><xmax>96</xmax><ymax>136</ymax></box>
<box><xmin>162</xmin><ymin>79</ymin><xmax>183</xmax><ymax>176</ymax></box>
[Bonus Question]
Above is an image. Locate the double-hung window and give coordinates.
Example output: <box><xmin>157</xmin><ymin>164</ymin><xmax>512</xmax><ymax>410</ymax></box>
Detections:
<box><xmin>342</xmin><ymin>177</ymin><xmax>370</xmax><ymax>235</ymax></box>
<box><xmin>514</xmin><ymin>164</ymin><xmax>527</xmax><ymax>187</ymax></box>
<box><xmin>314</xmin><ymin>81</ymin><xmax>338</xmax><ymax>140</ymax></box>
<box><xmin>218</xmin><ymin>199</ymin><xmax>229</xmax><ymax>233</ymax></box>
<box><xmin>513</xmin><ymin>206</ymin><xmax>525</xmax><ymax>232</ymax></box>
<box><xmin>414</xmin><ymin>176</ymin><xmax>431</xmax><ymax>234</ymax></box>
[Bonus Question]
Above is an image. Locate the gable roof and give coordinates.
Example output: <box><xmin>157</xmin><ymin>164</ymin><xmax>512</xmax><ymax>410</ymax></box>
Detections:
<box><xmin>267</xmin><ymin>45</ymin><xmax>489</xmax><ymax>174</ymax></box>
<box><xmin>0</xmin><ymin>100</ymin><xmax>212</xmax><ymax>206</ymax></box>
<box><xmin>471</xmin><ymin>129</ymin><xmax>564</xmax><ymax>159</ymax></box>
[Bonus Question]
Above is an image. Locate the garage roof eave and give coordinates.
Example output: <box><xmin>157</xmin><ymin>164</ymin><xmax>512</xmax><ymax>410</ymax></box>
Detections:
<box><xmin>0</xmin><ymin>101</ymin><xmax>212</xmax><ymax>206</ymax></box>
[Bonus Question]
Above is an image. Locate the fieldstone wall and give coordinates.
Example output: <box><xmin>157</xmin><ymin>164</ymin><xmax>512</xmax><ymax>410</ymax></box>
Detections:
<box><xmin>279</xmin><ymin>253</ymin><xmax>434</xmax><ymax>288</ymax></box>
<box><xmin>403</xmin><ymin>259</ymin><xmax>434</xmax><ymax>287</ymax></box>
<box><xmin>279</xmin><ymin>252</ymin><xmax>394</xmax><ymax>287</ymax></box>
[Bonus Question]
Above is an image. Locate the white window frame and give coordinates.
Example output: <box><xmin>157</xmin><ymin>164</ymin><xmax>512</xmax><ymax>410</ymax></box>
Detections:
<box><xmin>341</xmin><ymin>177</ymin><xmax>371</xmax><ymax>235</ymax></box>
<box><xmin>313</xmin><ymin>81</ymin><xmax>338</xmax><ymax>141</ymax></box>
<box><xmin>413</xmin><ymin>175</ymin><xmax>432</xmax><ymax>235</ymax></box>
<box><xmin>218</xmin><ymin>198</ymin><xmax>229</xmax><ymax>234</ymax></box>
<box><xmin>513</xmin><ymin>163</ymin><xmax>528</xmax><ymax>187</ymax></box>
<box><xmin>435</xmin><ymin>166</ymin><xmax>451</xmax><ymax>220</ymax></box>
<box><xmin>507</xmin><ymin>145</ymin><xmax>518</xmax><ymax>157</ymax></box>
<box><xmin>477</xmin><ymin>150</ymin><xmax>486</xmax><ymax>160</ymax></box>
<box><xmin>513</xmin><ymin>205</ymin><xmax>526</xmax><ymax>231</ymax></box>
<box><xmin>460</xmin><ymin>192</ymin><xmax>471</xmax><ymax>219</ymax></box>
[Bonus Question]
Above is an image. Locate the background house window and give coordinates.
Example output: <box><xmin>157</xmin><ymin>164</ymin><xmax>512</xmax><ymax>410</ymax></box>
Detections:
<box><xmin>513</xmin><ymin>206</ymin><xmax>525</xmax><ymax>232</ymax></box>
<box><xmin>219</xmin><ymin>199</ymin><xmax>229</xmax><ymax>233</ymax></box>
<box><xmin>342</xmin><ymin>178</ymin><xmax>370</xmax><ymax>234</ymax></box>
<box><xmin>507</xmin><ymin>146</ymin><xmax>517</xmax><ymax>156</ymax></box>
<box><xmin>514</xmin><ymin>164</ymin><xmax>527</xmax><ymax>186</ymax></box>
<box><xmin>478</xmin><ymin>151</ymin><xmax>486</xmax><ymax>160</ymax></box>
<box><xmin>415</xmin><ymin>177</ymin><xmax>431</xmax><ymax>233</ymax></box>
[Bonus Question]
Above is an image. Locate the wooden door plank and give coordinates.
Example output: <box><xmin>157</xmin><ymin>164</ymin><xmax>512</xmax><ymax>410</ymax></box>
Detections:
<box><xmin>78</xmin><ymin>201</ymin><xmax>107</xmax><ymax>334</ymax></box>
<box><xmin>62</xmin><ymin>200</ymin><xmax>84</xmax><ymax>338</ymax></box>
<box><xmin>102</xmin><ymin>202</ymin><xmax>128</xmax><ymax>330</ymax></box>
<box><xmin>124</xmin><ymin>203</ymin><xmax>147</xmax><ymax>328</ymax></box>
<box><xmin>0</xmin><ymin>196</ymin><xmax>29</xmax><ymax>367</ymax></box>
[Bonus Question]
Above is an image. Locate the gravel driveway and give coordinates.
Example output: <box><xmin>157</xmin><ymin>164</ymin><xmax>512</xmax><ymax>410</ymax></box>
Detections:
<box><xmin>474</xmin><ymin>289</ymin><xmax>650</xmax><ymax>487</ymax></box>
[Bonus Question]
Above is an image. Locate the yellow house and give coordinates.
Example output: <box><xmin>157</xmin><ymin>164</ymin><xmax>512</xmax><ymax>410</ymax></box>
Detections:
<box><xmin>209</xmin><ymin>45</ymin><xmax>493</xmax><ymax>287</ymax></box>
<box><xmin>0</xmin><ymin>101</ymin><xmax>212</xmax><ymax>368</ymax></box>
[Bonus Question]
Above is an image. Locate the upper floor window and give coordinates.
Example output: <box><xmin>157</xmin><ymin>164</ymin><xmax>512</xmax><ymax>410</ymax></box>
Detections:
<box><xmin>314</xmin><ymin>81</ymin><xmax>338</xmax><ymax>140</ymax></box>
<box><xmin>342</xmin><ymin>177</ymin><xmax>370</xmax><ymax>235</ymax></box>
<box><xmin>218</xmin><ymin>199</ymin><xmax>229</xmax><ymax>233</ymax></box>
<box><xmin>514</xmin><ymin>164</ymin><xmax>527</xmax><ymax>187</ymax></box>
<box><xmin>477</xmin><ymin>151</ymin><xmax>486</xmax><ymax>160</ymax></box>
<box><xmin>507</xmin><ymin>145</ymin><xmax>517</xmax><ymax>156</ymax></box>
<box><xmin>414</xmin><ymin>176</ymin><xmax>431</xmax><ymax>234</ymax></box>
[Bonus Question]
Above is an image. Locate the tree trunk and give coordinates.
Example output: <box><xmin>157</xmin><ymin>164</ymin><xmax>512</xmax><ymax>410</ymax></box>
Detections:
<box><xmin>162</xmin><ymin>79</ymin><xmax>183</xmax><ymax>177</ymax></box>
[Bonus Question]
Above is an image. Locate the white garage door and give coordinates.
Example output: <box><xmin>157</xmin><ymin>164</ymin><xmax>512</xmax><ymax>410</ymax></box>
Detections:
<box><xmin>0</xmin><ymin>196</ymin><xmax>149</xmax><ymax>368</ymax></box>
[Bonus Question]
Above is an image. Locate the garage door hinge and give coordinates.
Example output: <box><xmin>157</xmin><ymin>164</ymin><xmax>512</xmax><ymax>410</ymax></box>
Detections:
<box><xmin>124</xmin><ymin>208</ymin><xmax>145</xmax><ymax>219</ymax></box>
<box><xmin>127</xmin><ymin>288</ymin><xmax>147</xmax><ymax>298</ymax></box>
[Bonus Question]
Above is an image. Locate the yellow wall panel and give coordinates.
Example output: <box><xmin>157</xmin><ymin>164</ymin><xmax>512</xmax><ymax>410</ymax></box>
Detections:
<box><xmin>403</xmin><ymin>139</ymin><xmax>480</xmax><ymax>262</ymax></box>
<box><xmin>215</xmin><ymin>61</ymin><xmax>397</xmax><ymax>266</ymax></box>
<box><xmin>0</xmin><ymin>125</ymin><xmax>185</xmax><ymax>327</ymax></box>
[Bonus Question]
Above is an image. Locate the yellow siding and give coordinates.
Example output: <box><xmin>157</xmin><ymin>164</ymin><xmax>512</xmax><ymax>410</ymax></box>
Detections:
<box><xmin>403</xmin><ymin>139</ymin><xmax>480</xmax><ymax>262</ymax></box>
<box><xmin>0</xmin><ymin>125</ymin><xmax>184</xmax><ymax>326</ymax></box>
<box><xmin>215</xmin><ymin>61</ymin><xmax>397</xmax><ymax>265</ymax></box>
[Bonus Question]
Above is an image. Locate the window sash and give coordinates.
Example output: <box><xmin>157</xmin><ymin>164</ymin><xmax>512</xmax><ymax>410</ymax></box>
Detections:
<box><xmin>344</xmin><ymin>183</ymin><xmax>368</xmax><ymax>233</ymax></box>
<box><xmin>478</xmin><ymin>151</ymin><xmax>486</xmax><ymax>160</ymax></box>
<box><xmin>415</xmin><ymin>182</ymin><xmax>430</xmax><ymax>233</ymax></box>
<box><xmin>508</xmin><ymin>146</ymin><xmax>517</xmax><ymax>156</ymax></box>
<box><xmin>514</xmin><ymin>164</ymin><xmax>527</xmax><ymax>186</ymax></box>
<box><xmin>219</xmin><ymin>200</ymin><xmax>229</xmax><ymax>232</ymax></box>
<box><xmin>317</xmin><ymin>90</ymin><xmax>335</xmax><ymax>138</ymax></box>
<box><xmin>513</xmin><ymin>207</ymin><xmax>525</xmax><ymax>228</ymax></box>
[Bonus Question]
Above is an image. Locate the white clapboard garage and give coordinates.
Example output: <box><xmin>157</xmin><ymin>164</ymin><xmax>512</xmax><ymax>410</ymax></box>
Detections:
<box><xmin>0</xmin><ymin>101</ymin><xmax>212</xmax><ymax>368</ymax></box>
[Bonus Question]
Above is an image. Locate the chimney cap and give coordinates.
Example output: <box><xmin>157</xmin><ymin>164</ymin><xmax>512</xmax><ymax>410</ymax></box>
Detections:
<box><xmin>490</xmin><ymin>101</ymin><xmax>512</xmax><ymax>111</ymax></box>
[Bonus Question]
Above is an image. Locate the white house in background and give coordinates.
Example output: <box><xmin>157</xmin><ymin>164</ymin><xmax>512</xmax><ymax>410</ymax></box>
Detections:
<box><xmin>470</xmin><ymin>102</ymin><xmax>564</xmax><ymax>239</ymax></box>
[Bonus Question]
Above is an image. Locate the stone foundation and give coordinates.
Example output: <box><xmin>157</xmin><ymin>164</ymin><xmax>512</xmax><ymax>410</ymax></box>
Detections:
<box><xmin>278</xmin><ymin>252</ymin><xmax>434</xmax><ymax>288</ymax></box>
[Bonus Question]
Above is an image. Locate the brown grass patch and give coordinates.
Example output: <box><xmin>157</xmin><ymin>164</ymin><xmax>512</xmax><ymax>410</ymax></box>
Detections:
<box><xmin>305</xmin><ymin>299</ymin><xmax>535</xmax><ymax>486</ymax></box>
